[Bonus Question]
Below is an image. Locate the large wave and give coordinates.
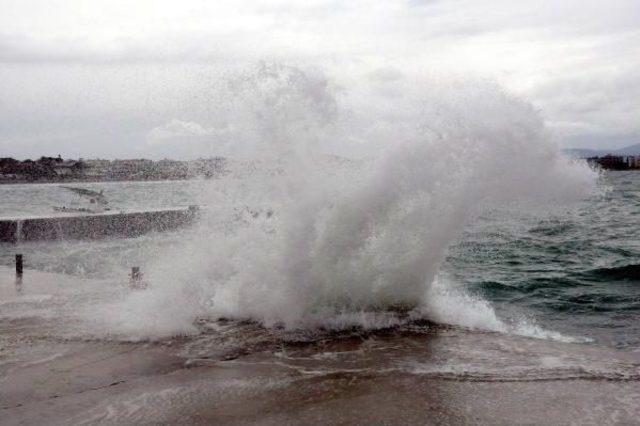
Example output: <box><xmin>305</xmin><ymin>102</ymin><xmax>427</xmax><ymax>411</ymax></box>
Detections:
<box><xmin>96</xmin><ymin>64</ymin><xmax>598</xmax><ymax>338</ymax></box>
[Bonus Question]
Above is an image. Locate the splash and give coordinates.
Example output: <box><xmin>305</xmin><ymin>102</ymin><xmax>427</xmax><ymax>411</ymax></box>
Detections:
<box><xmin>100</xmin><ymin>64</ymin><xmax>597</xmax><ymax>338</ymax></box>
<box><xmin>422</xmin><ymin>274</ymin><xmax>592</xmax><ymax>343</ymax></box>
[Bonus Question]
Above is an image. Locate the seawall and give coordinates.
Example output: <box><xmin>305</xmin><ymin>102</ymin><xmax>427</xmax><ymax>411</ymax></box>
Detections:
<box><xmin>0</xmin><ymin>206</ymin><xmax>199</xmax><ymax>243</ymax></box>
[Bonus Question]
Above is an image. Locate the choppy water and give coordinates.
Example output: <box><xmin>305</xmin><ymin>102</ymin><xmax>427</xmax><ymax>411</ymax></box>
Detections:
<box><xmin>1</xmin><ymin>171</ymin><xmax>639</xmax><ymax>349</ymax></box>
<box><xmin>447</xmin><ymin>171</ymin><xmax>640</xmax><ymax>348</ymax></box>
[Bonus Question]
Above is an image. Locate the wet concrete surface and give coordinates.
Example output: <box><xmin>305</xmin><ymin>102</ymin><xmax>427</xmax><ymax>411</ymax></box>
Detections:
<box><xmin>2</xmin><ymin>340</ymin><xmax>639</xmax><ymax>425</ymax></box>
<box><xmin>1</xmin><ymin>267</ymin><xmax>639</xmax><ymax>425</ymax></box>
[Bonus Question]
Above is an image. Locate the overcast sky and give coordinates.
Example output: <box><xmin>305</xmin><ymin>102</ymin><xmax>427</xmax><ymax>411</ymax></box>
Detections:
<box><xmin>1</xmin><ymin>0</ymin><xmax>639</xmax><ymax>159</ymax></box>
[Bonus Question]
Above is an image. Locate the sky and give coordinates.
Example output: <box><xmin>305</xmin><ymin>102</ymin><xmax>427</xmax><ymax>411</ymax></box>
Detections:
<box><xmin>1</xmin><ymin>0</ymin><xmax>639</xmax><ymax>159</ymax></box>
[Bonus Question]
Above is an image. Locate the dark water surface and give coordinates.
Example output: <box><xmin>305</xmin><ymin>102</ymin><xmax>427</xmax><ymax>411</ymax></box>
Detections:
<box><xmin>445</xmin><ymin>171</ymin><xmax>640</xmax><ymax>348</ymax></box>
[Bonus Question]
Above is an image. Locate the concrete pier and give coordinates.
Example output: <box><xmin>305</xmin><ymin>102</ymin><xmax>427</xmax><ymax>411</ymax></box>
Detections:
<box><xmin>0</xmin><ymin>206</ymin><xmax>199</xmax><ymax>242</ymax></box>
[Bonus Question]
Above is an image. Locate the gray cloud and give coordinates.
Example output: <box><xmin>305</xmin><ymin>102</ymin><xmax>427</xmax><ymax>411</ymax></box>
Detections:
<box><xmin>0</xmin><ymin>0</ymin><xmax>638</xmax><ymax>158</ymax></box>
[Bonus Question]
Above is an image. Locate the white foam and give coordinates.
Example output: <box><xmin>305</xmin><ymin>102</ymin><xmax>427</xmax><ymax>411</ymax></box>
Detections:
<box><xmin>96</xmin><ymin>64</ymin><xmax>598</xmax><ymax>338</ymax></box>
<box><xmin>422</xmin><ymin>274</ymin><xmax>590</xmax><ymax>343</ymax></box>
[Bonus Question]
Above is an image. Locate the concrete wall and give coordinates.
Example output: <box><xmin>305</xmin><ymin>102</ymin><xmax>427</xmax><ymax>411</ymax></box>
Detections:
<box><xmin>0</xmin><ymin>207</ymin><xmax>199</xmax><ymax>243</ymax></box>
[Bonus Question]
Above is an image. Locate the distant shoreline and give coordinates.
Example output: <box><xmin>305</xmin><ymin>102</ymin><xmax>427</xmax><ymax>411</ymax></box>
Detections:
<box><xmin>0</xmin><ymin>176</ymin><xmax>199</xmax><ymax>185</ymax></box>
<box><xmin>1</xmin><ymin>156</ymin><xmax>225</xmax><ymax>184</ymax></box>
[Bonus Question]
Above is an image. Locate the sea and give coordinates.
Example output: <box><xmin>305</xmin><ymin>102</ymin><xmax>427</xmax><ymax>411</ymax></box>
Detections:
<box><xmin>1</xmin><ymin>173</ymin><xmax>639</xmax><ymax>349</ymax></box>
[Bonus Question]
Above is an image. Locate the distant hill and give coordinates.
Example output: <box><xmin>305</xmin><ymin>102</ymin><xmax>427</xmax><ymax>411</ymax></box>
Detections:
<box><xmin>564</xmin><ymin>143</ymin><xmax>640</xmax><ymax>158</ymax></box>
<box><xmin>563</xmin><ymin>148</ymin><xmax>605</xmax><ymax>158</ymax></box>
<box><xmin>613</xmin><ymin>143</ymin><xmax>640</xmax><ymax>156</ymax></box>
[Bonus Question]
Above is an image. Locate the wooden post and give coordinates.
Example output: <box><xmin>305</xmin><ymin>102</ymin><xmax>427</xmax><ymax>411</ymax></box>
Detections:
<box><xmin>130</xmin><ymin>266</ymin><xmax>146</xmax><ymax>289</ymax></box>
<box><xmin>15</xmin><ymin>254</ymin><xmax>23</xmax><ymax>277</ymax></box>
<box><xmin>131</xmin><ymin>267</ymin><xmax>140</xmax><ymax>281</ymax></box>
<box><xmin>130</xmin><ymin>266</ymin><xmax>144</xmax><ymax>289</ymax></box>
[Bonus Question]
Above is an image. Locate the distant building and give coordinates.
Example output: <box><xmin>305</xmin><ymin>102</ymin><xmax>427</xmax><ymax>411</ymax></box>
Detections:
<box><xmin>626</xmin><ymin>156</ymin><xmax>640</xmax><ymax>169</ymax></box>
<box><xmin>52</xmin><ymin>160</ymin><xmax>82</xmax><ymax>177</ymax></box>
<box><xmin>83</xmin><ymin>159</ymin><xmax>111</xmax><ymax>179</ymax></box>
<box><xmin>0</xmin><ymin>173</ymin><xmax>19</xmax><ymax>181</ymax></box>
<box><xmin>188</xmin><ymin>157</ymin><xmax>226</xmax><ymax>178</ymax></box>
<box><xmin>587</xmin><ymin>155</ymin><xmax>629</xmax><ymax>170</ymax></box>
<box><xmin>84</xmin><ymin>159</ymin><xmax>111</xmax><ymax>168</ymax></box>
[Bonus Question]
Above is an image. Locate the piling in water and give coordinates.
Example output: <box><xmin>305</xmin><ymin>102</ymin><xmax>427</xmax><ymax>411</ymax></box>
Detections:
<box><xmin>131</xmin><ymin>266</ymin><xmax>141</xmax><ymax>281</ymax></box>
<box><xmin>15</xmin><ymin>254</ymin><xmax>23</xmax><ymax>276</ymax></box>
<box><xmin>130</xmin><ymin>266</ymin><xmax>146</xmax><ymax>289</ymax></box>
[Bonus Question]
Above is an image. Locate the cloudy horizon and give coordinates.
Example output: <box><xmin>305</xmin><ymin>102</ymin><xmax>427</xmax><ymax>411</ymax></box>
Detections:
<box><xmin>1</xmin><ymin>0</ymin><xmax>639</xmax><ymax>159</ymax></box>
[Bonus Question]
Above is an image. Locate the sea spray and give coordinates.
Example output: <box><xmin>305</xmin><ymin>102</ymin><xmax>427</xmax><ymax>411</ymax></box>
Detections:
<box><xmin>99</xmin><ymin>64</ymin><xmax>597</xmax><ymax>338</ymax></box>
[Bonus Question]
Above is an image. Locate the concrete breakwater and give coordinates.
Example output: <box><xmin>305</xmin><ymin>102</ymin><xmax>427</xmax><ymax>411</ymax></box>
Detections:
<box><xmin>0</xmin><ymin>206</ymin><xmax>199</xmax><ymax>243</ymax></box>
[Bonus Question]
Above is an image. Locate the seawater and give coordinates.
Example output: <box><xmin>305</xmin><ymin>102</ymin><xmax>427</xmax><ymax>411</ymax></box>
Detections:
<box><xmin>1</xmin><ymin>172</ymin><xmax>638</xmax><ymax>350</ymax></box>
<box><xmin>447</xmin><ymin>170</ymin><xmax>640</xmax><ymax>348</ymax></box>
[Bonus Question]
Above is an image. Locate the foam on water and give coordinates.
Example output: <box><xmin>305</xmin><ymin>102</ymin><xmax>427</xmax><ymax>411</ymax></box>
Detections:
<box><xmin>94</xmin><ymin>64</ymin><xmax>598</xmax><ymax>339</ymax></box>
<box><xmin>423</xmin><ymin>275</ymin><xmax>591</xmax><ymax>343</ymax></box>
